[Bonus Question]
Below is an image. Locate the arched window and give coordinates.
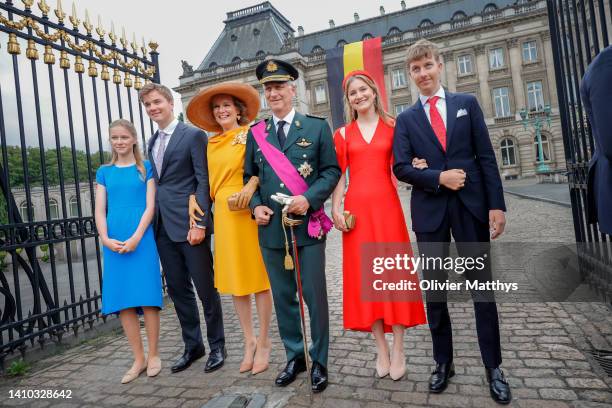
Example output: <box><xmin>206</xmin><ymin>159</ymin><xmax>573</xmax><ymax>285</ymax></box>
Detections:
<box><xmin>69</xmin><ymin>196</ymin><xmax>79</xmax><ymax>217</ymax></box>
<box><xmin>19</xmin><ymin>201</ymin><xmax>31</xmax><ymax>222</ymax></box>
<box><xmin>256</xmin><ymin>50</ymin><xmax>266</xmax><ymax>58</ymax></box>
<box><xmin>534</xmin><ymin>134</ymin><xmax>551</xmax><ymax>162</ymax></box>
<box><xmin>231</xmin><ymin>57</ymin><xmax>241</xmax><ymax>63</ymax></box>
<box><xmin>500</xmin><ymin>138</ymin><xmax>517</xmax><ymax>166</ymax></box>
<box><xmin>419</xmin><ymin>19</ymin><xmax>434</xmax><ymax>28</ymax></box>
<box><xmin>484</xmin><ymin>3</ymin><xmax>498</xmax><ymax>13</ymax></box>
<box><xmin>311</xmin><ymin>45</ymin><xmax>324</xmax><ymax>54</ymax></box>
<box><xmin>48</xmin><ymin>198</ymin><xmax>59</xmax><ymax>220</ymax></box>
<box><xmin>362</xmin><ymin>33</ymin><xmax>373</xmax><ymax>40</ymax></box>
<box><xmin>387</xmin><ymin>27</ymin><xmax>401</xmax><ymax>36</ymax></box>
<box><xmin>208</xmin><ymin>62</ymin><xmax>217</xmax><ymax>69</ymax></box>
<box><xmin>452</xmin><ymin>11</ymin><xmax>468</xmax><ymax>20</ymax></box>
<box><xmin>336</xmin><ymin>40</ymin><xmax>347</xmax><ymax>48</ymax></box>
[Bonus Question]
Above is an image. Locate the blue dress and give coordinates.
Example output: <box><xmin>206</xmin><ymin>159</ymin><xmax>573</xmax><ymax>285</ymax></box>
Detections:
<box><xmin>96</xmin><ymin>161</ymin><xmax>163</xmax><ymax>315</ymax></box>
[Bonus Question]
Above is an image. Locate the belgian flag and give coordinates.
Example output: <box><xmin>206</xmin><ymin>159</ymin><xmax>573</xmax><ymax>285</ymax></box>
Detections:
<box><xmin>325</xmin><ymin>37</ymin><xmax>388</xmax><ymax>129</ymax></box>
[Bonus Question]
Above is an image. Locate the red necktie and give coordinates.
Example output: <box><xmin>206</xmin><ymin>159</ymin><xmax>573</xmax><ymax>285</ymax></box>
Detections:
<box><xmin>428</xmin><ymin>96</ymin><xmax>446</xmax><ymax>151</ymax></box>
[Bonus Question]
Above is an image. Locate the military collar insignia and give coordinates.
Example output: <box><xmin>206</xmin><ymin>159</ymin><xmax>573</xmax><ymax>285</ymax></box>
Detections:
<box><xmin>295</xmin><ymin>120</ymin><xmax>301</xmax><ymax>128</ymax></box>
<box><xmin>296</xmin><ymin>138</ymin><xmax>312</xmax><ymax>148</ymax></box>
<box><xmin>298</xmin><ymin>161</ymin><xmax>313</xmax><ymax>178</ymax></box>
<box><xmin>266</xmin><ymin>61</ymin><xmax>278</xmax><ymax>72</ymax></box>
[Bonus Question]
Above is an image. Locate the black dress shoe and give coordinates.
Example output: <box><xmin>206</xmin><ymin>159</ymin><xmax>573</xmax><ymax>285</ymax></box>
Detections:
<box><xmin>204</xmin><ymin>346</ymin><xmax>227</xmax><ymax>373</ymax></box>
<box><xmin>310</xmin><ymin>362</ymin><xmax>328</xmax><ymax>393</ymax></box>
<box><xmin>171</xmin><ymin>344</ymin><xmax>206</xmax><ymax>373</ymax></box>
<box><xmin>275</xmin><ymin>356</ymin><xmax>306</xmax><ymax>386</ymax></box>
<box><xmin>486</xmin><ymin>367</ymin><xmax>512</xmax><ymax>404</ymax></box>
<box><xmin>429</xmin><ymin>362</ymin><xmax>455</xmax><ymax>393</ymax></box>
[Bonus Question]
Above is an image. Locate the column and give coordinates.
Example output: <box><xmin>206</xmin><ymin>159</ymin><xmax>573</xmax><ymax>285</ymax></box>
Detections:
<box><xmin>442</xmin><ymin>51</ymin><xmax>457</xmax><ymax>92</ymax></box>
<box><xmin>507</xmin><ymin>37</ymin><xmax>526</xmax><ymax>116</ymax></box>
<box><xmin>475</xmin><ymin>44</ymin><xmax>493</xmax><ymax>118</ymax></box>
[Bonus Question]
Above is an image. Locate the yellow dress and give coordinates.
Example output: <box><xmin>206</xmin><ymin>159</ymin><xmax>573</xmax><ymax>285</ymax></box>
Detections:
<box><xmin>207</xmin><ymin>125</ymin><xmax>270</xmax><ymax>296</ymax></box>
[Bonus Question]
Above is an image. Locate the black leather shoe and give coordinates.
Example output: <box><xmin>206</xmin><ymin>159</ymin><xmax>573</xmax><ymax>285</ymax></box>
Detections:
<box><xmin>486</xmin><ymin>367</ymin><xmax>512</xmax><ymax>404</ymax></box>
<box><xmin>429</xmin><ymin>362</ymin><xmax>455</xmax><ymax>393</ymax></box>
<box><xmin>310</xmin><ymin>362</ymin><xmax>328</xmax><ymax>393</ymax></box>
<box><xmin>204</xmin><ymin>346</ymin><xmax>227</xmax><ymax>373</ymax></box>
<box><xmin>171</xmin><ymin>344</ymin><xmax>206</xmax><ymax>373</ymax></box>
<box><xmin>275</xmin><ymin>356</ymin><xmax>306</xmax><ymax>386</ymax></box>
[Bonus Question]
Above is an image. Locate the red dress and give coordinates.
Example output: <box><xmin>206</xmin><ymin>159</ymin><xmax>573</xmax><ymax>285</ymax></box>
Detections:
<box><xmin>334</xmin><ymin>118</ymin><xmax>427</xmax><ymax>332</ymax></box>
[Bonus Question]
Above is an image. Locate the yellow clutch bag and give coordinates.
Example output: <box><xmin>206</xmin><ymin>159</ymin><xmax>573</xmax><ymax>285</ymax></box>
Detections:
<box><xmin>227</xmin><ymin>194</ymin><xmax>241</xmax><ymax>211</ymax></box>
<box><xmin>343</xmin><ymin>210</ymin><xmax>356</xmax><ymax>231</ymax></box>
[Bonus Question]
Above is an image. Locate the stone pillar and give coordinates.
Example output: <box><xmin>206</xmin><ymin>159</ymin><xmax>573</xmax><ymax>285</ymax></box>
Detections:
<box><xmin>507</xmin><ymin>37</ymin><xmax>525</xmax><ymax>116</ymax></box>
<box><xmin>540</xmin><ymin>32</ymin><xmax>558</xmax><ymax>109</ymax></box>
<box><xmin>442</xmin><ymin>51</ymin><xmax>457</xmax><ymax>92</ymax></box>
<box><xmin>409</xmin><ymin>78</ymin><xmax>419</xmax><ymax>104</ymax></box>
<box><xmin>475</xmin><ymin>44</ymin><xmax>493</xmax><ymax>118</ymax></box>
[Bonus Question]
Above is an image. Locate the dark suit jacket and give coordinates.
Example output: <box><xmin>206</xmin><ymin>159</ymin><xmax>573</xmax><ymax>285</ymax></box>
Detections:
<box><xmin>392</xmin><ymin>90</ymin><xmax>506</xmax><ymax>233</ymax></box>
<box><xmin>580</xmin><ymin>46</ymin><xmax>612</xmax><ymax>235</ymax></box>
<box><xmin>148</xmin><ymin>121</ymin><xmax>213</xmax><ymax>242</ymax></box>
<box><xmin>244</xmin><ymin>112</ymin><xmax>341</xmax><ymax>249</ymax></box>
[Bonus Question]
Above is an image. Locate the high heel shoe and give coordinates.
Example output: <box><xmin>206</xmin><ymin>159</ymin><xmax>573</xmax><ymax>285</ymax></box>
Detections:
<box><xmin>121</xmin><ymin>362</ymin><xmax>147</xmax><ymax>384</ymax></box>
<box><xmin>147</xmin><ymin>356</ymin><xmax>162</xmax><ymax>377</ymax></box>
<box><xmin>389</xmin><ymin>351</ymin><xmax>406</xmax><ymax>381</ymax></box>
<box><xmin>239</xmin><ymin>339</ymin><xmax>257</xmax><ymax>373</ymax></box>
<box><xmin>375</xmin><ymin>351</ymin><xmax>390</xmax><ymax>378</ymax></box>
<box><xmin>252</xmin><ymin>339</ymin><xmax>271</xmax><ymax>375</ymax></box>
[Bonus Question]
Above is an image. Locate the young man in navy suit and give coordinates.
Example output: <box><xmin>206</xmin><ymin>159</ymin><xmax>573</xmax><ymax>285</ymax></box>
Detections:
<box><xmin>392</xmin><ymin>39</ymin><xmax>511</xmax><ymax>404</ymax></box>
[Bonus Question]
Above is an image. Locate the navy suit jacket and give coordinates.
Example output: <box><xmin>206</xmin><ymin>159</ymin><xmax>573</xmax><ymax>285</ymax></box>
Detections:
<box><xmin>580</xmin><ymin>46</ymin><xmax>612</xmax><ymax>235</ymax></box>
<box><xmin>392</xmin><ymin>90</ymin><xmax>506</xmax><ymax>233</ymax></box>
<box><xmin>147</xmin><ymin>121</ymin><xmax>213</xmax><ymax>242</ymax></box>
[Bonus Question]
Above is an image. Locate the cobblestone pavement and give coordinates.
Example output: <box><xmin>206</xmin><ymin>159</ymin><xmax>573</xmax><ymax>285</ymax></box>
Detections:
<box><xmin>1</xmin><ymin>191</ymin><xmax>611</xmax><ymax>408</ymax></box>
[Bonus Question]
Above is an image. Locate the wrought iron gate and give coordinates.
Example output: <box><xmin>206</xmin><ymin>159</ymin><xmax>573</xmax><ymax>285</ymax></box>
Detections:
<box><xmin>546</xmin><ymin>0</ymin><xmax>612</xmax><ymax>300</ymax></box>
<box><xmin>0</xmin><ymin>0</ymin><xmax>159</xmax><ymax>367</ymax></box>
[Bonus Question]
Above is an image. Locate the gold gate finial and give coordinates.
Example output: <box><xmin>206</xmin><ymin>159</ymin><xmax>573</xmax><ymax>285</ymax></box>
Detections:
<box><xmin>54</xmin><ymin>0</ymin><xmax>66</xmax><ymax>23</ymax></box>
<box><xmin>83</xmin><ymin>9</ymin><xmax>93</xmax><ymax>34</ymax></box>
<box><xmin>69</xmin><ymin>2</ymin><xmax>80</xmax><ymax>28</ymax></box>
<box><xmin>22</xmin><ymin>0</ymin><xmax>34</xmax><ymax>11</ymax></box>
<box><xmin>95</xmin><ymin>15</ymin><xmax>105</xmax><ymax>38</ymax></box>
<box><xmin>109</xmin><ymin>21</ymin><xmax>116</xmax><ymax>44</ymax></box>
<box><xmin>120</xmin><ymin>27</ymin><xmax>127</xmax><ymax>49</ymax></box>
<box><xmin>37</xmin><ymin>0</ymin><xmax>50</xmax><ymax>15</ymax></box>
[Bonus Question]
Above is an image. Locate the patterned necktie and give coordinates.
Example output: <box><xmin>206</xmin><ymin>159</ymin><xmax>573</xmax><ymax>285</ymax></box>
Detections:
<box><xmin>428</xmin><ymin>96</ymin><xmax>447</xmax><ymax>151</ymax></box>
<box><xmin>155</xmin><ymin>130</ymin><xmax>168</xmax><ymax>175</ymax></box>
<box><xmin>277</xmin><ymin>120</ymin><xmax>287</xmax><ymax>149</ymax></box>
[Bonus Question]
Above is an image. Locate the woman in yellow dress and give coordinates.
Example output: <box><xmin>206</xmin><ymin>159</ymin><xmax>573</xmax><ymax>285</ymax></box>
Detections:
<box><xmin>186</xmin><ymin>83</ymin><xmax>273</xmax><ymax>374</ymax></box>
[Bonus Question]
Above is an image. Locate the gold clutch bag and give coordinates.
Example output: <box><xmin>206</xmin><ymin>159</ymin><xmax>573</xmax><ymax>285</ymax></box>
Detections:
<box><xmin>343</xmin><ymin>210</ymin><xmax>356</xmax><ymax>231</ymax></box>
<box><xmin>227</xmin><ymin>194</ymin><xmax>241</xmax><ymax>211</ymax></box>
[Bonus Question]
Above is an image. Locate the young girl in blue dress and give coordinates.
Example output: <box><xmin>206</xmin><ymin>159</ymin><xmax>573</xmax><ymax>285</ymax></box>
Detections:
<box><xmin>95</xmin><ymin>119</ymin><xmax>163</xmax><ymax>383</ymax></box>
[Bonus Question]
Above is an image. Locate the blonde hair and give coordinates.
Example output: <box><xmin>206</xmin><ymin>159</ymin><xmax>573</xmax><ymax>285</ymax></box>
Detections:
<box><xmin>138</xmin><ymin>82</ymin><xmax>173</xmax><ymax>103</ymax></box>
<box><xmin>108</xmin><ymin>119</ymin><xmax>146</xmax><ymax>181</ymax></box>
<box><xmin>343</xmin><ymin>74</ymin><xmax>394</xmax><ymax>125</ymax></box>
<box><xmin>406</xmin><ymin>39</ymin><xmax>441</xmax><ymax>66</ymax></box>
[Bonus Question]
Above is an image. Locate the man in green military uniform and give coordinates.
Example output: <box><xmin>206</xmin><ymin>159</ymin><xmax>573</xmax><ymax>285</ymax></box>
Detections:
<box><xmin>244</xmin><ymin>59</ymin><xmax>341</xmax><ymax>393</ymax></box>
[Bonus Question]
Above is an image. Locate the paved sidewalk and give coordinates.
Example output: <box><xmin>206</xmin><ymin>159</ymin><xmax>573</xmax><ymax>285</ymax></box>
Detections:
<box><xmin>503</xmin><ymin>179</ymin><xmax>571</xmax><ymax>207</ymax></box>
<box><xmin>1</xmin><ymin>191</ymin><xmax>611</xmax><ymax>408</ymax></box>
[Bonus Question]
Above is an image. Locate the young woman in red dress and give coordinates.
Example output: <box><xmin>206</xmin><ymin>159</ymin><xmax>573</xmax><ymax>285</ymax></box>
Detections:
<box><xmin>331</xmin><ymin>70</ymin><xmax>427</xmax><ymax>380</ymax></box>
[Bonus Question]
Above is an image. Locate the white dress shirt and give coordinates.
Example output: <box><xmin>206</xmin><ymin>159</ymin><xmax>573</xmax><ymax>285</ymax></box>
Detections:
<box><xmin>419</xmin><ymin>87</ymin><xmax>447</xmax><ymax>127</ymax></box>
<box><xmin>272</xmin><ymin>108</ymin><xmax>296</xmax><ymax>136</ymax></box>
<box><xmin>152</xmin><ymin>118</ymin><xmax>179</xmax><ymax>159</ymax></box>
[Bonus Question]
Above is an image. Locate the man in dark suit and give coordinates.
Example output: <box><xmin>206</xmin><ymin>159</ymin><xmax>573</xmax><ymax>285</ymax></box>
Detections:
<box><xmin>244</xmin><ymin>59</ymin><xmax>341</xmax><ymax>392</ymax></box>
<box><xmin>392</xmin><ymin>40</ymin><xmax>511</xmax><ymax>404</ymax></box>
<box><xmin>139</xmin><ymin>83</ymin><xmax>225</xmax><ymax>374</ymax></box>
<box><xmin>580</xmin><ymin>45</ymin><xmax>612</xmax><ymax>235</ymax></box>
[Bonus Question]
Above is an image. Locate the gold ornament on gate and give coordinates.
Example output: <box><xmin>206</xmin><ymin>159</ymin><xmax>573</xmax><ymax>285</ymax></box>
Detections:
<box><xmin>69</xmin><ymin>2</ymin><xmax>80</xmax><ymax>28</ymax></box>
<box><xmin>101</xmin><ymin>65</ymin><xmax>110</xmax><ymax>81</ymax></box>
<box><xmin>88</xmin><ymin>60</ymin><xmax>98</xmax><ymax>77</ymax></box>
<box><xmin>112</xmin><ymin>67</ymin><xmax>121</xmax><ymax>84</ymax></box>
<box><xmin>7</xmin><ymin>34</ymin><xmax>21</xmax><ymax>55</ymax></box>
<box><xmin>26</xmin><ymin>39</ymin><xmax>39</xmax><ymax>60</ymax></box>
<box><xmin>59</xmin><ymin>50</ymin><xmax>70</xmax><ymax>69</ymax></box>
<box><xmin>74</xmin><ymin>55</ymin><xmax>84</xmax><ymax>73</ymax></box>
<box><xmin>134</xmin><ymin>76</ymin><xmax>143</xmax><ymax>90</ymax></box>
<box><xmin>43</xmin><ymin>45</ymin><xmax>55</xmax><ymax>64</ymax></box>
<box><xmin>123</xmin><ymin>72</ymin><xmax>132</xmax><ymax>88</ymax></box>
<box><xmin>37</xmin><ymin>0</ymin><xmax>50</xmax><ymax>16</ymax></box>
<box><xmin>54</xmin><ymin>0</ymin><xmax>66</xmax><ymax>23</ymax></box>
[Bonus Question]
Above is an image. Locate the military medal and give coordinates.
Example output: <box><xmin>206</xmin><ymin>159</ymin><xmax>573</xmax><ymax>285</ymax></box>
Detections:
<box><xmin>298</xmin><ymin>161</ymin><xmax>313</xmax><ymax>178</ymax></box>
<box><xmin>296</xmin><ymin>138</ymin><xmax>312</xmax><ymax>148</ymax></box>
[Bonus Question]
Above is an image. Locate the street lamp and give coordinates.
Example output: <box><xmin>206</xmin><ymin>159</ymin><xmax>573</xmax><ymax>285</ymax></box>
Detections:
<box><xmin>519</xmin><ymin>104</ymin><xmax>552</xmax><ymax>173</ymax></box>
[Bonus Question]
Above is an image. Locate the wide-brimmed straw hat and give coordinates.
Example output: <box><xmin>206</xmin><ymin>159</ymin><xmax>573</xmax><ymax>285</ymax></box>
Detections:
<box><xmin>186</xmin><ymin>82</ymin><xmax>260</xmax><ymax>133</ymax></box>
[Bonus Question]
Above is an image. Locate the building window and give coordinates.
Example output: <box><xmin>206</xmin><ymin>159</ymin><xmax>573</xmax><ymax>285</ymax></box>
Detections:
<box><xmin>394</xmin><ymin>103</ymin><xmax>410</xmax><ymax>116</ymax></box>
<box><xmin>457</xmin><ymin>55</ymin><xmax>473</xmax><ymax>75</ymax></box>
<box><xmin>391</xmin><ymin>68</ymin><xmax>407</xmax><ymax>89</ymax></box>
<box><xmin>256</xmin><ymin>50</ymin><xmax>266</xmax><ymax>58</ymax></box>
<box><xmin>314</xmin><ymin>84</ymin><xmax>327</xmax><ymax>104</ymax></box>
<box><xmin>522</xmin><ymin>41</ymin><xmax>538</xmax><ymax>62</ymax></box>
<box><xmin>492</xmin><ymin>87</ymin><xmax>511</xmax><ymax>117</ymax></box>
<box><xmin>336</xmin><ymin>40</ymin><xmax>347</xmax><ymax>48</ymax></box>
<box><xmin>500</xmin><ymin>138</ymin><xmax>517</xmax><ymax>166</ymax></box>
<box><xmin>489</xmin><ymin>48</ymin><xmax>505</xmax><ymax>69</ymax></box>
<box><xmin>259</xmin><ymin>90</ymin><xmax>268</xmax><ymax>109</ymax></box>
<box><xmin>19</xmin><ymin>201</ymin><xmax>31</xmax><ymax>222</ymax></box>
<box><xmin>527</xmin><ymin>81</ymin><xmax>544</xmax><ymax>111</ymax></box>
<box><xmin>231</xmin><ymin>57</ymin><xmax>241</xmax><ymax>64</ymax></box>
<box><xmin>48</xmin><ymin>198</ymin><xmax>59</xmax><ymax>220</ymax></box>
<box><xmin>534</xmin><ymin>134</ymin><xmax>551</xmax><ymax>161</ymax></box>
<box><xmin>69</xmin><ymin>196</ymin><xmax>79</xmax><ymax>217</ymax></box>
<box><xmin>311</xmin><ymin>45</ymin><xmax>324</xmax><ymax>54</ymax></box>
<box><xmin>362</xmin><ymin>33</ymin><xmax>373</xmax><ymax>41</ymax></box>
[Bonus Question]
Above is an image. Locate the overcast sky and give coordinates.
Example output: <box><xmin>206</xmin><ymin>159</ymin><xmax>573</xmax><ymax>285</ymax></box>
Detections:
<box><xmin>76</xmin><ymin>0</ymin><xmax>434</xmax><ymax>112</ymax></box>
